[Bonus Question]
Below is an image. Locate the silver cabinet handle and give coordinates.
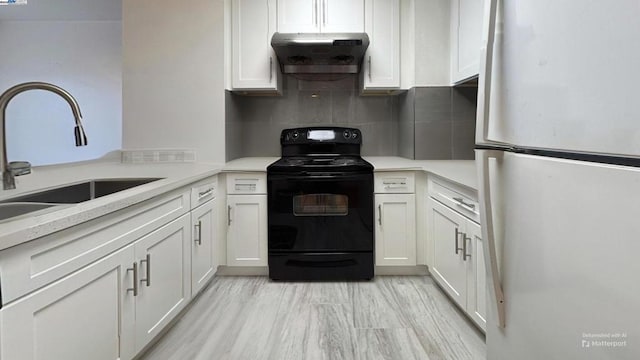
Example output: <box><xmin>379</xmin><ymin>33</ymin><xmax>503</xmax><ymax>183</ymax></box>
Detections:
<box><xmin>194</xmin><ymin>220</ymin><xmax>202</xmax><ymax>245</ymax></box>
<box><xmin>269</xmin><ymin>56</ymin><xmax>273</xmax><ymax>82</ymax></box>
<box><xmin>455</xmin><ymin>228</ymin><xmax>463</xmax><ymax>254</ymax></box>
<box><xmin>127</xmin><ymin>262</ymin><xmax>138</xmax><ymax>296</ymax></box>
<box><xmin>377</xmin><ymin>204</ymin><xmax>382</xmax><ymax>226</ymax></box>
<box><xmin>228</xmin><ymin>205</ymin><xmax>232</xmax><ymax>226</ymax></box>
<box><xmin>368</xmin><ymin>56</ymin><xmax>372</xmax><ymax>82</ymax></box>
<box><xmin>322</xmin><ymin>0</ymin><xmax>326</xmax><ymax>26</ymax></box>
<box><xmin>463</xmin><ymin>234</ymin><xmax>471</xmax><ymax>261</ymax></box>
<box><xmin>453</xmin><ymin>197</ymin><xmax>476</xmax><ymax>212</ymax></box>
<box><xmin>314</xmin><ymin>0</ymin><xmax>319</xmax><ymax>27</ymax></box>
<box><xmin>139</xmin><ymin>254</ymin><xmax>151</xmax><ymax>287</ymax></box>
<box><xmin>198</xmin><ymin>188</ymin><xmax>214</xmax><ymax>200</ymax></box>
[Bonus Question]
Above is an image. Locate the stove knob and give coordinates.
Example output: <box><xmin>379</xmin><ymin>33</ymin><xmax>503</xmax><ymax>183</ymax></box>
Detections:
<box><xmin>291</xmin><ymin>131</ymin><xmax>299</xmax><ymax>140</ymax></box>
<box><xmin>343</xmin><ymin>130</ymin><xmax>351</xmax><ymax>139</ymax></box>
<box><xmin>351</xmin><ymin>130</ymin><xmax>359</xmax><ymax>140</ymax></box>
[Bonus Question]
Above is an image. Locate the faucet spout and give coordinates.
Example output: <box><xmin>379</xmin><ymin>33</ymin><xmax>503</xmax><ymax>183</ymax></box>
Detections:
<box><xmin>0</xmin><ymin>82</ymin><xmax>88</xmax><ymax>190</ymax></box>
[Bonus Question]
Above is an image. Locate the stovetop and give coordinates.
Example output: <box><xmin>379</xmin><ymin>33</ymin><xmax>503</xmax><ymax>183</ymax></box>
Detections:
<box><xmin>267</xmin><ymin>156</ymin><xmax>373</xmax><ymax>174</ymax></box>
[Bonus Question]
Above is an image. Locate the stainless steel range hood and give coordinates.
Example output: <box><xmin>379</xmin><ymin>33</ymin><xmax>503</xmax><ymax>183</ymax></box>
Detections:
<box><xmin>271</xmin><ymin>33</ymin><xmax>370</xmax><ymax>75</ymax></box>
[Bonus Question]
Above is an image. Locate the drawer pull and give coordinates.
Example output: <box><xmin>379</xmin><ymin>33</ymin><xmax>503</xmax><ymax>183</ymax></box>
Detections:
<box><xmin>453</xmin><ymin>197</ymin><xmax>476</xmax><ymax>212</ymax></box>
<box><xmin>198</xmin><ymin>188</ymin><xmax>214</xmax><ymax>200</ymax></box>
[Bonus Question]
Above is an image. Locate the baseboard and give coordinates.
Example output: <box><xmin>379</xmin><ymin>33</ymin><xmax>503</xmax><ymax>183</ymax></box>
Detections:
<box><xmin>215</xmin><ymin>266</ymin><xmax>269</xmax><ymax>276</ymax></box>
<box><xmin>375</xmin><ymin>265</ymin><xmax>429</xmax><ymax>276</ymax></box>
<box><xmin>215</xmin><ymin>265</ymin><xmax>430</xmax><ymax>276</ymax></box>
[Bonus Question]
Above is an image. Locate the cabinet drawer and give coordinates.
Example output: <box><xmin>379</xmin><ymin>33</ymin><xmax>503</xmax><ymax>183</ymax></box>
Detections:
<box><xmin>226</xmin><ymin>173</ymin><xmax>267</xmax><ymax>195</ymax></box>
<box><xmin>374</xmin><ymin>171</ymin><xmax>415</xmax><ymax>193</ymax></box>
<box><xmin>191</xmin><ymin>176</ymin><xmax>217</xmax><ymax>208</ymax></box>
<box><xmin>429</xmin><ymin>178</ymin><xmax>479</xmax><ymax>222</ymax></box>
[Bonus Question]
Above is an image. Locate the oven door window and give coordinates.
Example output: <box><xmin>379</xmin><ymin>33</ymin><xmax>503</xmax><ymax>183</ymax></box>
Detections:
<box><xmin>293</xmin><ymin>194</ymin><xmax>348</xmax><ymax>216</ymax></box>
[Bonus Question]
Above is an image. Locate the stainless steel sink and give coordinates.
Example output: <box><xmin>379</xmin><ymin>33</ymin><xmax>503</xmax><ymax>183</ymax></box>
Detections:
<box><xmin>0</xmin><ymin>178</ymin><xmax>163</xmax><ymax>221</ymax></box>
<box><xmin>0</xmin><ymin>202</ymin><xmax>59</xmax><ymax>221</ymax></box>
<box><xmin>1</xmin><ymin>178</ymin><xmax>164</xmax><ymax>204</ymax></box>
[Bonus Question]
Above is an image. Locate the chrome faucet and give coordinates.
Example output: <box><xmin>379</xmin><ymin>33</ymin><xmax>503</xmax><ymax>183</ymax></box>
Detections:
<box><xmin>0</xmin><ymin>82</ymin><xmax>88</xmax><ymax>190</ymax></box>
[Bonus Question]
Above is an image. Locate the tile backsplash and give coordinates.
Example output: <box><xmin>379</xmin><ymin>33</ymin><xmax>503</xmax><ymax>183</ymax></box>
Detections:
<box><xmin>225</xmin><ymin>76</ymin><xmax>398</xmax><ymax>160</ymax></box>
<box><xmin>414</xmin><ymin>86</ymin><xmax>477</xmax><ymax>160</ymax></box>
<box><xmin>225</xmin><ymin>76</ymin><xmax>477</xmax><ymax>161</ymax></box>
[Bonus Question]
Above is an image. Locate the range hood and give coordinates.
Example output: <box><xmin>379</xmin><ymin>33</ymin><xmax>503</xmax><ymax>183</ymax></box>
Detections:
<box><xmin>271</xmin><ymin>32</ymin><xmax>370</xmax><ymax>75</ymax></box>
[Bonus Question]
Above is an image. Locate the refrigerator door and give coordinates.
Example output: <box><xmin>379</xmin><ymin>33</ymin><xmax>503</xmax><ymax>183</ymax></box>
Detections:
<box><xmin>481</xmin><ymin>151</ymin><xmax>640</xmax><ymax>360</ymax></box>
<box><xmin>477</xmin><ymin>0</ymin><xmax>640</xmax><ymax>157</ymax></box>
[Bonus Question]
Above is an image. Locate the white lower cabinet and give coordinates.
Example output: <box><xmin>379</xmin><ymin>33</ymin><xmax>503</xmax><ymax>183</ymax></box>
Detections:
<box><xmin>191</xmin><ymin>197</ymin><xmax>218</xmax><ymax>295</ymax></box>
<box><xmin>1</xmin><ymin>214</ymin><xmax>191</xmax><ymax>360</ymax></box>
<box><xmin>226</xmin><ymin>194</ymin><xmax>268</xmax><ymax>266</ymax></box>
<box><xmin>429</xmin><ymin>197</ymin><xmax>486</xmax><ymax>331</ymax></box>
<box><xmin>0</xmin><ymin>244</ymin><xmax>136</xmax><ymax>360</ymax></box>
<box><xmin>133</xmin><ymin>213</ymin><xmax>191</xmax><ymax>352</ymax></box>
<box><xmin>374</xmin><ymin>172</ymin><xmax>417</xmax><ymax>267</ymax></box>
<box><xmin>374</xmin><ymin>194</ymin><xmax>416</xmax><ymax>266</ymax></box>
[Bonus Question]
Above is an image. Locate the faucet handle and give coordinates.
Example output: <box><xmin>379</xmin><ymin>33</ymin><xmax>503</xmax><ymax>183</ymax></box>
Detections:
<box><xmin>9</xmin><ymin>161</ymin><xmax>31</xmax><ymax>176</ymax></box>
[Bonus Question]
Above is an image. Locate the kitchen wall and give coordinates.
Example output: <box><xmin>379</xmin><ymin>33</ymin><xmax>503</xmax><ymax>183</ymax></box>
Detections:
<box><xmin>225</xmin><ymin>76</ymin><xmax>399</xmax><ymax>160</ymax></box>
<box><xmin>0</xmin><ymin>1</ymin><xmax>122</xmax><ymax>166</ymax></box>
<box><xmin>414</xmin><ymin>86</ymin><xmax>477</xmax><ymax>160</ymax></box>
<box><xmin>122</xmin><ymin>0</ymin><xmax>226</xmax><ymax>165</ymax></box>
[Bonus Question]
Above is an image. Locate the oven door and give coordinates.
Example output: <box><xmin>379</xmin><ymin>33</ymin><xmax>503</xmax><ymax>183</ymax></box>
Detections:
<box><xmin>267</xmin><ymin>172</ymin><xmax>374</xmax><ymax>252</ymax></box>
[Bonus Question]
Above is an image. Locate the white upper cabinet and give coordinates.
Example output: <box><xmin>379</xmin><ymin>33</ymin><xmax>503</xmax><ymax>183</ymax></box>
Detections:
<box><xmin>231</xmin><ymin>0</ymin><xmax>281</xmax><ymax>92</ymax></box>
<box><xmin>277</xmin><ymin>0</ymin><xmax>364</xmax><ymax>33</ymax></box>
<box><xmin>451</xmin><ymin>0</ymin><xmax>484</xmax><ymax>83</ymax></box>
<box><xmin>362</xmin><ymin>0</ymin><xmax>400</xmax><ymax>90</ymax></box>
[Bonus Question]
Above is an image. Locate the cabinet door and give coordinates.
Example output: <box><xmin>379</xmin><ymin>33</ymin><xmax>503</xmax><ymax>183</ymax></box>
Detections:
<box><xmin>191</xmin><ymin>198</ymin><xmax>217</xmax><ymax>296</ymax></box>
<box><xmin>232</xmin><ymin>0</ymin><xmax>280</xmax><ymax>90</ymax></box>
<box><xmin>0</xmin><ymin>245</ymin><xmax>136</xmax><ymax>360</ymax></box>
<box><xmin>363</xmin><ymin>0</ymin><xmax>400</xmax><ymax>90</ymax></box>
<box><xmin>227</xmin><ymin>194</ymin><xmax>268</xmax><ymax>266</ymax></box>
<box><xmin>375</xmin><ymin>194</ymin><xmax>416</xmax><ymax>266</ymax></box>
<box><xmin>277</xmin><ymin>0</ymin><xmax>364</xmax><ymax>33</ymax></box>
<box><xmin>134</xmin><ymin>214</ymin><xmax>191</xmax><ymax>351</ymax></box>
<box><xmin>322</xmin><ymin>0</ymin><xmax>365</xmax><ymax>32</ymax></box>
<box><xmin>451</xmin><ymin>0</ymin><xmax>484</xmax><ymax>83</ymax></box>
<box><xmin>465</xmin><ymin>220</ymin><xmax>487</xmax><ymax>331</ymax></box>
<box><xmin>277</xmin><ymin>0</ymin><xmax>319</xmax><ymax>32</ymax></box>
<box><xmin>429</xmin><ymin>199</ymin><xmax>467</xmax><ymax>308</ymax></box>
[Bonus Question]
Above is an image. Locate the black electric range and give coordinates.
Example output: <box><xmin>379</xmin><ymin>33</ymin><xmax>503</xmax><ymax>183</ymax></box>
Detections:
<box><xmin>267</xmin><ymin>127</ymin><xmax>374</xmax><ymax>280</ymax></box>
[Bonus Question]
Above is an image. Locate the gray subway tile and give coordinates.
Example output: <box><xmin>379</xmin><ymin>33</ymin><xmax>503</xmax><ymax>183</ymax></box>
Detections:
<box><xmin>414</xmin><ymin>121</ymin><xmax>452</xmax><ymax>160</ymax></box>
<box><xmin>415</xmin><ymin>87</ymin><xmax>451</xmax><ymax>116</ymax></box>
<box><xmin>452</xmin><ymin>120</ymin><xmax>476</xmax><ymax>160</ymax></box>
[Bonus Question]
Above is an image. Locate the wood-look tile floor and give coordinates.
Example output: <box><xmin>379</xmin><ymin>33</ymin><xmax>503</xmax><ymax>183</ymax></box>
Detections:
<box><xmin>139</xmin><ymin>276</ymin><xmax>486</xmax><ymax>360</ymax></box>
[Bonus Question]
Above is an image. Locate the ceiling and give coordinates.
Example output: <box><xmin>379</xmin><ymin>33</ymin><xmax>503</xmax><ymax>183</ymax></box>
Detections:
<box><xmin>0</xmin><ymin>0</ymin><xmax>121</xmax><ymax>21</ymax></box>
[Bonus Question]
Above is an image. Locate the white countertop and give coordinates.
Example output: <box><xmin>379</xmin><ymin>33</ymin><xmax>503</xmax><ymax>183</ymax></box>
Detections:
<box><xmin>0</xmin><ymin>156</ymin><xmax>476</xmax><ymax>251</ymax></box>
<box><xmin>0</xmin><ymin>159</ymin><xmax>223</xmax><ymax>251</ymax></box>
<box><xmin>225</xmin><ymin>156</ymin><xmax>478</xmax><ymax>190</ymax></box>
<box><xmin>223</xmin><ymin>157</ymin><xmax>278</xmax><ymax>172</ymax></box>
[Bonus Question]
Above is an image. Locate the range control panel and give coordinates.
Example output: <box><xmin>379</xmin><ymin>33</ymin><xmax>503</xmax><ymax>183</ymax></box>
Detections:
<box><xmin>280</xmin><ymin>127</ymin><xmax>362</xmax><ymax>145</ymax></box>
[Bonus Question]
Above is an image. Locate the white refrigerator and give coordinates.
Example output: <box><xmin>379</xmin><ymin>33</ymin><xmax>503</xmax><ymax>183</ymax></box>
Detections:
<box><xmin>476</xmin><ymin>1</ymin><xmax>640</xmax><ymax>359</ymax></box>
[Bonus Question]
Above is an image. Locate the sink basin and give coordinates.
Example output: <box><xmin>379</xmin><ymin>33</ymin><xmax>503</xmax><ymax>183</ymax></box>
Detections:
<box><xmin>0</xmin><ymin>202</ymin><xmax>59</xmax><ymax>221</ymax></box>
<box><xmin>0</xmin><ymin>178</ymin><xmax>163</xmax><ymax>205</ymax></box>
